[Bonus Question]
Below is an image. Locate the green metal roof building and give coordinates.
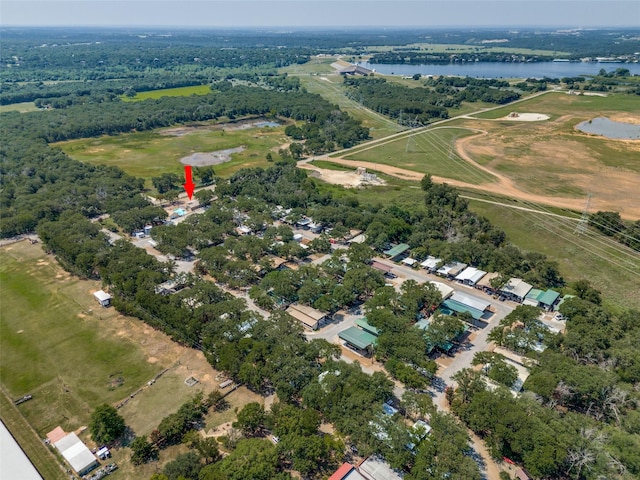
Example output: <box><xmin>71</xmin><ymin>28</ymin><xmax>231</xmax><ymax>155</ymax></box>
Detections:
<box><xmin>339</xmin><ymin>326</ymin><xmax>378</xmax><ymax>351</ymax></box>
<box><xmin>383</xmin><ymin>243</ymin><xmax>410</xmax><ymax>261</ymax></box>
<box><xmin>355</xmin><ymin>318</ymin><xmax>379</xmax><ymax>336</ymax></box>
<box><xmin>525</xmin><ymin>289</ymin><xmax>561</xmax><ymax>310</ymax></box>
<box><xmin>441</xmin><ymin>299</ymin><xmax>485</xmax><ymax>321</ymax></box>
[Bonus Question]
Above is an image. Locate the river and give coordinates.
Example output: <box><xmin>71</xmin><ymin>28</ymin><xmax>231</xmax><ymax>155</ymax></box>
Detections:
<box><xmin>360</xmin><ymin>61</ymin><xmax>640</xmax><ymax>79</ymax></box>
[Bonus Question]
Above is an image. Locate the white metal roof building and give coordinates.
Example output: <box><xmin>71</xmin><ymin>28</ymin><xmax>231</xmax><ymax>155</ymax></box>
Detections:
<box><xmin>429</xmin><ymin>281</ymin><xmax>454</xmax><ymax>301</ymax></box>
<box><xmin>454</xmin><ymin>267</ymin><xmax>487</xmax><ymax>286</ymax></box>
<box><xmin>501</xmin><ymin>278</ymin><xmax>533</xmax><ymax>302</ymax></box>
<box><xmin>285</xmin><ymin>304</ymin><xmax>326</xmax><ymax>330</ymax></box>
<box><xmin>53</xmin><ymin>432</ymin><xmax>99</xmax><ymax>476</ymax></box>
<box><xmin>420</xmin><ymin>256</ymin><xmax>441</xmax><ymax>272</ymax></box>
<box><xmin>436</xmin><ymin>261</ymin><xmax>467</xmax><ymax>278</ymax></box>
<box><xmin>450</xmin><ymin>292</ymin><xmax>491</xmax><ymax>312</ymax></box>
<box><xmin>1</xmin><ymin>421</ymin><xmax>42</xmax><ymax>480</ymax></box>
<box><xmin>93</xmin><ymin>290</ymin><xmax>111</xmax><ymax>307</ymax></box>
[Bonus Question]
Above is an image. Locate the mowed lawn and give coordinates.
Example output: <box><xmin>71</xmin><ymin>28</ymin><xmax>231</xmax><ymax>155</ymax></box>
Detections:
<box><xmin>121</xmin><ymin>84</ymin><xmax>213</xmax><ymax>102</ymax></box>
<box><xmin>54</xmin><ymin>122</ymin><xmax>290</xmax><ymax>182</ymax></box>
<box><xmin>342</xmin><ymin>127</ymin><xmax>497</xmax><ymax>184</ymax></box>
<box><xmin>0</xmin><ymin>241</ymin><xmax>160</xmax><ymax>436</ymax></box>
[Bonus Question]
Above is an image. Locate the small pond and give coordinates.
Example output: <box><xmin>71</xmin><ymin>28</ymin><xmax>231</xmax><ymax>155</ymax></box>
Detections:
<box><xmin>576</xmin><ymin>117</ymin><xmax>640</xmax><ymax>140</ymax></box>
<box><xmin>253</xmin><ymin>121</ymin><xmax>280</xmax><ymax>128</ymax></box>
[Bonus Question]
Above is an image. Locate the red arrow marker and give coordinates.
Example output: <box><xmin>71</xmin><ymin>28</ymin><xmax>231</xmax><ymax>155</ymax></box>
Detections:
<box><xmin>183</xmin><ymin>165</ymin><xmax>195</xmax><ymax>200</ymax></box>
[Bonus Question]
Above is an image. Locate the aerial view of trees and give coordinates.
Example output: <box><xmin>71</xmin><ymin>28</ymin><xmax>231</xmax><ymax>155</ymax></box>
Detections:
<box><xmin>2</xmin><ymin>27</ymin><xmax>639</xmax><ymax>480</ymax></box>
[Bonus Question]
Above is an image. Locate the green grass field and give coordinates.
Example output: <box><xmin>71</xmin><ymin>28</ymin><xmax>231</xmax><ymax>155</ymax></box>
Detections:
<box><xmin>0</xmin><ymin>241</ymin><xmax>161</xmax><ymax>436</ymax></box>
<box><xmin>342</xmin><ymin>127</ymin><xmax>497</xmax><ymax>184</ymax></box>
<box><xmin>0</xmin><ymin>102</ymin><xmax>40</xmax><ymax>113</ymax></box>
<box><xmin>54</xmin><ymin>121</ymin><xmax>289</xmax><ymax>183</ymax></box>
<box><xmin>466</xmin><ymin>196</ymin><xmax>640</xmax><ymax>311</ymax></box>
<box><xmin>472</xmin><ymin>91</ymin><xmax>640</xmax><ymax>120</ymax></box>
<box><xmin>297</xmin><ymin>75</ymin><xmax>406</xmax><ymax>140</ymax></box>
<box><xmin>121</xmin><ymin>84</ymin><xmax>213</xmax><ymax>102</ymax></box>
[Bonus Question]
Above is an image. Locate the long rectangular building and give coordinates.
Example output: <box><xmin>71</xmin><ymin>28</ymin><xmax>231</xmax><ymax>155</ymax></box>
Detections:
<box><xmin>286</xmin><ymin>304</ymin><xmax>326</xmax><ymax>330</ymax></box>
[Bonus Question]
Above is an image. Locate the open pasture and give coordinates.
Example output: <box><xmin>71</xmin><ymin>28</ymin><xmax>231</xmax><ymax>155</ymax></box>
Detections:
<box><xmin>341</xmin><ymin>126</ymin><xmax>497</xmax><ymax>184</ymax></box>
<box><xmin>456</xmin><ymin>92</ymin><xmax>640</xmax><ymax>217</ymax></box>
<box><xmin>0</xmin><ymin>241</ymin><xmax>161</xmax><ymax>436</ymax></box>
<box><xmin>54</xmin><ymin>119</ymin><xmax>290</xmax><ymax>181</ymax></box>
<box><xmin>121</xmin><ymin>84</ymin><xmax>213</xmax><ymax>102</ymax></box>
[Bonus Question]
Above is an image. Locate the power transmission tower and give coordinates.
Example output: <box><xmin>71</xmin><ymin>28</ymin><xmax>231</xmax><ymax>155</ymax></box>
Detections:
<box><xmin>574</xmin><ymin>193</ymin><xmax>593</xmax><ymax>234</ymax></box>
<box><xmin>405</xmin><ymin>136</ymin><xmax>415</xmax><ymax>153</ymax></box>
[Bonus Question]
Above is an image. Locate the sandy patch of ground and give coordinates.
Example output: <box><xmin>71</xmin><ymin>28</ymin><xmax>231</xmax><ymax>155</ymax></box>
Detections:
<box><xmin>272</xmin><ymin>142</ymin><xmax>291</xmax><ymax>153</ymax></box>
<box><xmin>500</xmin><ymin>112</ymin><xmax>550</xmax><ymax>122</ymax></box>
<box><xmin>179</xmin><ymin>147</ymin><xmax>245</xmax><ymax>166</ymax></box>
<box><xmin>305</xmin><ymin>139</ymin><xmax>640</xmax><ymax>219</ymax></box>
<box><xmin>302</xmin><ymin>163</ymin><xmax>387</xmax><ymax>188</ymax></box>
<box><xmin>608</xmin><ymin>113</ymin><xmax>640</xmax><ymax>125</ymax></box>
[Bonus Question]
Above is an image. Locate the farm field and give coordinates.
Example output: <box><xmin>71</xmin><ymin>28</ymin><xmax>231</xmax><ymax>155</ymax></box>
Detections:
<box><xmin>54</xmin><ymin>119</ymin><xmax>290</xmax><ymax>183</ymax></box>
<box><xmin>0</xmin><ymin>240</ymin><xmax>161</xmax><ymax>436</ymax></box>
<box><xmin>121</xmin><ymin>84</ymin><xmax>213</xmax><ymax>101</ymax></box>
<box><xmin>0</xmin><ymin>391</ymin><xmax>67</xmax><ymax>480</ymax></box>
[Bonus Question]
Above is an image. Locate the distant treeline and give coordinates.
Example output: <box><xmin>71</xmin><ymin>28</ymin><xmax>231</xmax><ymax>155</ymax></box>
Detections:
<box><xmin>369</xmin><ymin>51</ymin><xmax>555</xmax><ymax>65</ymax></box>
<box><xmin>343</xmin><ymin>76</ymin><xmax>520</xmax><ymax>126</ymax></box>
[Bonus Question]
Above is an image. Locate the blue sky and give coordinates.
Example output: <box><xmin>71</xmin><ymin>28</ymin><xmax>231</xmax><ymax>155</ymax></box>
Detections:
<box><xmin>1</xmin><ymin>0</ymin><xmax>638</xmax><ymax>27</ymax></box>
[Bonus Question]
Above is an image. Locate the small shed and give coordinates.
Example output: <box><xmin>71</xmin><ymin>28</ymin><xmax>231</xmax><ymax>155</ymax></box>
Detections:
<box><xmin>355</xmin><ymin>318</ymin><xmax>379</xmax><ymax>336</ymax></box>
<box><xmin>450</xmin><ymin>292</ymin><xmax>491</xmax><ymax>313</ymax></box>
<box><xmin>476</xmin><ymin>272</ymin><xmax>500</xmax><ymax>292</ymax></box>
<box><xmin>93</xmin><ymin>290</ymin><xmax>111</xmax><ymax>307</ymax></box>
<box><xmin>371</xmin><ymin>261</ymin><xmax>393</xmax><ymax>274</ymax></box>
<box><xmin>524</xmin><ymin>289</ymin><xmax>560</xmax><ymax>311</ymax></box>
<box><xmin>430</xmin><ymin>281</ymin><xmax>454</xmax><ymax>301</ymax></box>
<box><xmin>401</xmin><ymin>257</ymin><xmax>418</xmax><ymax>267</ymax></box>
<box><xmin>436</xmin><ymin>261</ymin><xmax>467</xmax><ymax>279</ymax></box>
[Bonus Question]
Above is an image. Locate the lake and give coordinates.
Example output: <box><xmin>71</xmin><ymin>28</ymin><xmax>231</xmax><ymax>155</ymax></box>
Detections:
<box><xmin>360</xmin><ymin>61</ymin><xmax>640</xmax><ymax>79</ymax></box>
<box><xmin>576</xmin><ymin>117</ymin><xmax>640</xmax><ymax>140</ymax></box>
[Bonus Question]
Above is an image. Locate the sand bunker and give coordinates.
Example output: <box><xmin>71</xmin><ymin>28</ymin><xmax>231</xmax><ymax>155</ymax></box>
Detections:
<box><xmin>180</xmin><ymin>147</ymin><xmax>245</xmax><ymax>166</ymax></box>
<box><xmin>502</xmin><ymin>112</ymin><xmax>550</xmax><ymax>122</ymax></box>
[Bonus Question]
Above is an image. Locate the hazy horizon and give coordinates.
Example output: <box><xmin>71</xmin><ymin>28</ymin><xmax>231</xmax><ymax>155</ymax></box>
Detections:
<box><xmin>2</xmin><ymin>1</ymin><xmax>638</xmax><ymax>28</ymax></box>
